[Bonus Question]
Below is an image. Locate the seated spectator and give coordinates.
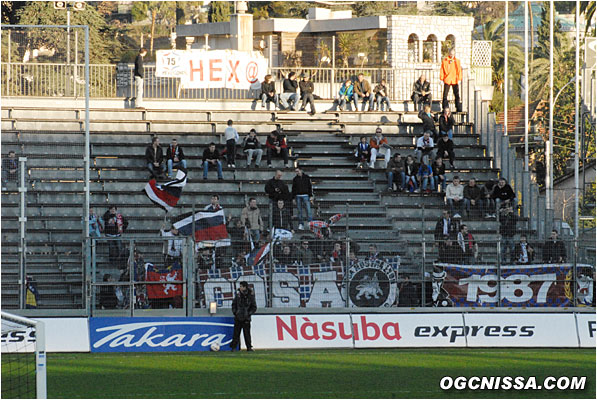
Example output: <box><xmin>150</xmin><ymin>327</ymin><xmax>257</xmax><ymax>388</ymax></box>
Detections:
<box><xmin>434</xmin><ymin>210</ymin><xmax>457</xmax><ymax>246</ymax></box>
<box><xmin>387</xmin><ymin>153</ymin><xmax>405</xmax><ymax>192</ymax></box>
<box><xmin>438</xmin><ymin>107</ymin><xmax>455</xmax><ymax>140</ymax></box>
<box><xmin>275</xmin><ymin>244</ymin><xmax>295</xmax><ymax>265</ymax></box>
<box><xmin>369</xmin><ymin>128</ymin><xmax>391</xmax><ymax>169</ymax></box>
<box><xmin>431</xmin><ymin>156</ymin><xmax>447</xmax><ymax>193</ymax></box>
<box><xmin>202</xmin><ymin>143</ymin><xmax>223</xmax><ymax>180</ymax></box>
<box><xmin>446</xmin><ymin>176</ymin><xmax>464</xmax><ymax>218</ymax></box>
<box><xmin>99</xmin><ymin>274</ymin><xmax>118</xmax><ymax>309</ymax></box>
<box><xmin>2</xmin><ymin>150</ymin><xmax>18</xmax><ymax>188</ymax></box>
<box><xmin>272</xmin><ymin>199</ymin><xmax>292</xmax><ymax>233</ymax></box>
<box><xmin>436</xmin><ymin>134</ymin><xmax>455</xmax><ymax>169</ymax></box>
<box><xmin>241</xmin><ymin>197</ymin><xmax>264</xmax><ymax>244</ymax></box>
<box><xmin>204</xmin><ymin>194</ymin><xmax>222</xmax><ymax>212</ymax></box>
<box><xmin>411</xmin><ymin>74</ymin><xmax>432</xmax><ymax>111</ymax></box>
<box><xmin>542</xmin><ymin>230</ymin><xmax>567</xmax><ymax>263</ymax></box>
<box><xmin>367</xmin><ymin>244</ymin><xmax>380</xmax><ymax>260</ymax></box>
<box><xmin>463</xmin><ymin>178</ymin><xmax>482</xmax><ymax>218</ymax></box>
<box><xmin>418</xmin><ymin>160</ymin><xmax>433</xmax><ymax>194</ymax></box>
<box><xmin>457</xmin><ymin>224</ymin><xmax>477</xmax><ymax>264</ymax></box>
<box><xmin>160</xmin><ymin>223</ymin><xmax>183</xmax><ymax>265</ymax></box>
<box><xmin>491</xmin><ymin>177</ymin><xmax>516</xmax><ymax>212</ymax></box>
<box><xmin>514</xmin><ymin>234</ymin><xmax>534</xmax><ymax>265</ymax></box>
<box><xmin>145</xmin><ymin>136</ymin><xmax>165</xmax><ymax>179</ymax></box>
<box><xmin>418</xmin><ymin>104</ymin><xmax>438</xmax><ymax>142</ymax></box>
<box><xmin>355</xmin><ymin>136</ymin><xmax>371</xmax><ymax>169</ymax></box>
<box><xmin>243</xmin><ymin>129</ymin><xmax>263</xmax><ymax>168</ymax></box>
<box><xmin>332</xmin><ymin>79</ymin><xmax>354</xmax><ymax>111</ymax></box>
<box><xmin>373</xmin><ymin>78</ymin><xmax>393</xmax><ymax>111</ymax></box>
<box><xmin>197</xmin><ymin>248</ymin><xmax>213</xmax><ymax>270</ymax></box>
<box><xmin>266</xmin><ymin>130</ymin><xmax>290</xmax><ymax>169</ymax></box>
<box><xmin>296</xmin><ymin>240</ymin><xmax>315</xmax><ymax>265</ymax></box>
<box><xmin>415</xmin><ymin>131</ymin><xmax>434</xmax><ymax>164</ymax></box>
<box><xmin>165</xmin><ymin>138</ymin><xmax>187</xmax><ymax>179</ymax></box>
<box><xmin>482</xmin><ymin>179</ymin><xmax>497</xmax><ymax>218</ymax></box>
<box><xmin>280</xmin><ymin>72</ymin><xmax>299</xmax><ymax>110</ymax></box>
<box><xmin>89</xmin><ymin>206</ymin><xmax>102</xmax><ymax>237</ymax></box>
<box><xmin>224</xmin><ymin>119</ymin><xmax>240</xmax><ymax>168</ymax></box>
<box><xmin>329</xmin><ymin>242</ymin><xmax>345</xmax><ymax>266</ymax></box>
<box><xmin>260</xmin><ymin>74</ymin><xmax>279</xmax><ymax>109</ymax></box>
<box><xmin>404</xmin><ymin>155</ymin><xmax>419</xmax><ymax>193</ymax></box>
<box><xmin>298</xmin><ymin>73</ymin><xmax>316</xmax><ymax>115</ymax></box>
<box><xmin>353</xmin><ymin>73</ymin><xmax>374</xmax><ymax>111</ymax></box>
<box><xmin>499</xmin><ymin>205</ymin><xmax>517</xmax><ymax>263</ymax></box>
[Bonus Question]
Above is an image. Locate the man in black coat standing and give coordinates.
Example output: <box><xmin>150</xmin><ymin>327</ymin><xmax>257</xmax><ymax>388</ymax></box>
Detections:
<box><xmin>134</xmin><ymin>47</ymin><xmax>147</xmax><ymax>108</ymax></box>
<box><xmin>231</xmin><ymin>281</ymin><xmax>257</xmax><ymax>351</ymax></box>
<box><xmin>542</xmin><ymin>230</ymin><xmax>567</xmax><ymax>263</ymax></box>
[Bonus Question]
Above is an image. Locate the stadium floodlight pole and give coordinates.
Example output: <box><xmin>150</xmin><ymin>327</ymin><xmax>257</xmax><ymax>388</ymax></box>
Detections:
<box><xmin>547</xmin><ymin>1</ymin><xmax>554</xmax><ymax>210</ymax></box>
<box><xmin>504</xmin><ymin>1</ymin><xmax>508</xmax><ymax>138</ymax></box>
<box><xmin>524</xmin><ymin>0</ymin><xmax>529</xmax><ymax>172</ymax></box>
<box><xmin>85</xmin><ymin>24</ymin><xmax>90</xmax><ymax>240</ymax></box>
<box><xmin>574</xmin><ymin>0</ymin><xmax>580</xmax><ymax>240</ymax></box>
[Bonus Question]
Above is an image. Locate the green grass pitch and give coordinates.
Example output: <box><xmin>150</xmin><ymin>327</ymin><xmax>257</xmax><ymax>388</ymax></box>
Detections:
<box><xmin>9</xmin><ymin>348</ymin><xmax>597</xmax><ymax>398</ymax></box>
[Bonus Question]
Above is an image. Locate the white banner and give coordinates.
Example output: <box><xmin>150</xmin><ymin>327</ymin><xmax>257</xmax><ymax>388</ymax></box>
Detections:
<box><xmin>1</xmin><ymin>318</ymin><xmax>89</xmax><ymax>353</ymax></box>
<box><xmin>576</xmin><ymin>313</ymin><xmax>596</xmax><ymax>348</ymax></box>
<box><xmin>156</xmin><ymin>49</ymin><xmax>268</xmax><ymax>90</ymax></box>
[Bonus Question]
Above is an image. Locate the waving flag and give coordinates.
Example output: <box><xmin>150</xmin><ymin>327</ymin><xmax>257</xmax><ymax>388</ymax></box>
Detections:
<box><xmin>245</xmin><ymin>243</ymin><xmax>270</xmax><ymax>266</ymax></box>
<box><xmin>309</xmin><ymin>214</ymin><xmax>344</xmax><ymax>238</ymax></box>
<box><xmin>145</xmin><ymin>262</ymin><xmax>183</xmax><ymax>299</ymax></box>
<box><xmin>173</xmin><ymin>209</ymin><xmax>230</xmax><ymax>247</ymax></box>
<box><xmin>144</xmin><ymin>169</ymin><xmax>187</xmax><ymax>212</ymax></box>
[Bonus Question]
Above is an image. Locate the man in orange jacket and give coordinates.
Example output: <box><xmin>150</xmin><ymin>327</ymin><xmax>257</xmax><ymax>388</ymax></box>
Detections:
<box><xmin>440</xmin><ymin>48</ymin><xmax>463</xmax><ymax>112</ymax></box>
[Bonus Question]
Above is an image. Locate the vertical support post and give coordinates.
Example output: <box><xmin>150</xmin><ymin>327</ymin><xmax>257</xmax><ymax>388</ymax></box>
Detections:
<box><xmin>84</xmin><ymin>26</ymin><xmax>90</xmax><ymax>239</ymax></box>
<box><xmin>524</xmin><ymin>0</ymin><xmax>529</xmax><ymax>172</ymax></box>
<box><xmin>574</xmin><ymin>0</ymin><xmax>580</xmax><ymax>241</ymax></box>
<box><xmin>35</xmin><ymin>319</ymin><xmax>47</xmax><ymax>399</ymax></box>
<box><xmin>268</xmin><ymin>34</ymin><xmax>273</xmax><ymax>68</ymax></box>
<box><xmin>128</xmin><ymin>239</ymin><xmax>134</xmax><ymax>317</ymax></box>
<box><xmin>74</xmin><ymin>30</ymin><xmax>78</xmax><ymax>99</ymax></box>
<box><xmin>67</xmin><ymin>9</ymin><xmax>72</xmax><ymax>96</ymax></box>
<box><xmin>344</xmin><ymin>238</ymin><xmax>350</xmax><ymax>307</ymax></box>
<box><xmin>90</xmin><ymin>239</ymin><xmax>96</xmax><ymax>316</ymax></box>
<box><xmin>474</xmin><ymin>89</ymin><xmax>481</xmax><ymax>134</ymax></box>
<box><xmin>497</xmin><ymin>236</ymin><xmax>502</xmax><ymax>307</ymax></box>
<box><xmin>504</xmin><ymin>1</ymin><xmax>509</xmax><ymax>138</ymax></box>
<box><xmin>18</xmin><ymin>157</ymin><xmax>27</xmax><ymax>309</ymax></box>
<box><xmin>186</xmin><ymin>236</ymin><xmax>195</xmax><ymax>316</ymax></box>
<box><xmin>268</xmin><ymin>236</ymin><xmax>274</xmax><ymax>308</ymax></box>
<box><xmin>420</xmin><ymin>204</ymin><xmax>425</xmax><ymax>307</ymax></box>
<box><xmin>548</xmin><ymin>1</ymin><xmax>554</xmax><ymax>210</ymax></box>
<box><xmin>7</xmin><ymin>30</ymin><xmax>11</xmax><ymax>95</ymax></box>
<box><xmin>331</xmin><ymin>35</ymin><xmax>336</xmax><ymax>99</ymax></box>
<box><xmin>522</xmin><ymin>171</ymin><xmax>530</xmax><ymax>220</ymax></box>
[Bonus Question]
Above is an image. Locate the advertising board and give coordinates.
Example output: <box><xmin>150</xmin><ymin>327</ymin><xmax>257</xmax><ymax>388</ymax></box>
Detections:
<box><xmin>1</xmin><ymin>318</ymin><xmax>89</xmax><ymax>353</ymax></box>
<box><xmin>576</xmin><ymin>313</ymin><xmax>596</xmax><ymax>348</ymax></box>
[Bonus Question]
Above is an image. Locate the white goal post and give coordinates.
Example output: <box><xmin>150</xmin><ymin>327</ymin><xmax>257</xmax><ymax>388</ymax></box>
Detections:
<box><xmin>1</xmin><ymin>311</ymin><xmax>47</xmax><ymax>399</ymax></box>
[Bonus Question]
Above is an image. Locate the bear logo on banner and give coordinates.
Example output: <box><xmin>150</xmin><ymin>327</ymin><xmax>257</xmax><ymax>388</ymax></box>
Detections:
<box><xmin>348</xmin><ymin>260</ymin><xmax>397</xmax><ymax>307</ymax></box>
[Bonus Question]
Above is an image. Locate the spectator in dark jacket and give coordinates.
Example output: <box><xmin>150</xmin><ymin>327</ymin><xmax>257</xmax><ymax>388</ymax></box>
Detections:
<box><xmin>404</xmin><ymin>155</ymin><xmax>419</xmax><ymax>193</ymax></box>
<box><xmin>434</xmin><ymin>210</ymin><xmax>457</xmax><ymax>245</ymax></box>
<box><xmin>463</xmin><ymin>178</ymin><xmax>482</xmax><ymax>218</ymax></box>
<box><xmin>439</xmin><ymin>235</ymin><xmax>462</xmax><ymax>263</ymax></box>
<box><xmin>514</xmin><ymin>235</ymin><xmax>535</xmax><ymax>265</ymax></box>
<box><xmin>280</xmin><ymin>72</ymin><xmax>299</xmax><ymax>110</ymax></box>
<box><xmin>103</xmin><ymin>205</ymin><xmax>128</xmax><ymax>268</ymax></box>
<box><xmin>272</xmin><ymin>199</ymin><xmax>292</xmax><ymax>231</ymax></box>
<box><xmin>418</xmin><ymin>104</ymin><xmax>438</xmax><ymax>141</ymax></box>
<box><xmin>265</xmin><ymin>130</ymin><xmax>290</xmax><ymax>168</ymax></box>
<box><xmin>542</xmin><ymin>230</ymin><xmax>567</xmax><ymax>263</ymax></box>
<box><xmin>146</xmin><ymin>136</ymin><xmax>164</xmax><ymax>179</ymax></box>
<box><xmin>133</xmin><ymin>47</ymin><xmax>147</xmax><ymax>108</ymax></box>
<box><xmin>165</xmin><ymin>138</ymin><xmax>186</xmax><ymax>178</ymax></box>
<box><xmin>260</xmin><ymin>74</ymin><xmax>279</xmax><ymax>109</ymax></box>
<box><xmin>411</xmin><ymin>74</ymin><xmax>432</xmax><ymax>111</ymax></box>
<box><xmin>355</xmin><ymin>136</ymin><xmax>371</xmax><ymax>168</ymax></box>
<box><xmin>99</xmin><ymin>274</ymin><xmax>118</xmax><ymax>309</ymax></box>
<box><xmin>291</xmin><ymin>167</ymin><xmax>313</xmax><ymax>230</ymax></box>
<box><xmin>436</xmin><ymin>134</ymin><xmax>455</xmax><ymax>169</ymax></box>
<box><xmin>387</xmin><ymin>153</ymin><xmax>405</xmax><ymax>192</ymax></box>
<box><xmin>230</xmin><ymin>281</ymin><xmax>257</xmax><ymax>351</ymax></box>
<box><xmin>202</xmin><ymin>143</ymin><xmax>223</xmax><ymax>180</ymax></box>
<box><xmin>298</xmin><ymin>73</ymin><xmax>316</xmax><ymax>115</ymax></box>
<box><xmin>499</xmin><ymin>205</ymin><xmax>517</xmax><ymax>263</ymax></box>
<box><xmin>373</xmin><ymin>79</ymin><xmax>393</xmax><ymax>111</ymax></box>
<box><xmin>243</xmin><ymin>129</ymin><xmax>263</xmax><ymax>168</ymax></box>
<box><xmin>265</xmin><ymin>169</ymin><xmax>290</xmax><ymax>204</ymax></box>
<box><xmin>353</xmin><ymin>73</ymin><xmax>374</xmax><ymax>111</ymax></box>
<box><xmin>491</xmin><ymin>177</ymin><xmax>516</xmax><ymax>211</ymax></box>
<box><xmin>438</xmin><ymin>107</ymin><xmax>455</xmax><ymax>139</ymax></box>
<box><xmin>2</xmin><ymin>150</ymin><xmax>18</xmax><ymax>188</ymax></box>
<box><xmin>431</xmin><ymin>156</ymin><xmax>447</xmax><ymax>193</ymax></box>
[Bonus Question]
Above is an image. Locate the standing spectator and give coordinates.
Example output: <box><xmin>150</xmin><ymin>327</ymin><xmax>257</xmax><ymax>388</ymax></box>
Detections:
<box><xmin>280</xmin><ymin>72</ymin><xmax>299</xmax><ymax>110</ymax></box>
<box><xmin>387</xmin><ymin>153</ymin><xmax>405</xmax><ymax>192</ymax></box>
<box><xmin>398</xmin><ymin>275</ymin><xmax>419</xmax><ymax>306</ymax></box>
<box><xmin>434</xmin><ymin>210</ymin><xmax>457</xmax><ymax>247</ymax></box>
<box><xmin>438</xmin><ymin>107</ymin><xmax>455</xmax><ymax>139</ymax></box>
<box><xmin>133</xmin><ymin>48</ymin><xmax>147</xmax><ymax>109</ymax></box>
<box><xmin>463</xmin><ymin>178</ymin><xmax>482</xmax><ymax>218</ymax></box>
<box><xmin>103</xmin><ymin>205</ymin><xmax>128</xmax><ymax>268</ymax></box>
<box><xmin>332</xmin><ymin>79</ymin><xmax>353</xmax><ymax>111</ymax></box>
<box><xmin>224</xmin><ymin>119</ymin><xmax>239</xmax><ymax>168</ymax></box>
<box><xmin>373</xmin><ymin>78</ymin><xmax>393</xmax><ymax>111</ymax></box>
<box><xmin>440</xmin><ymin>48</ymin><xmax>463</xmax><ymax>112</ymax></box>
<box><xmin>431</xmin><ymin>156</ymin><xmax>447</xmax><ymax>193</ymax></box>
<box><xmin>457</xmin><ymin>224</ymin><xmax>477</xmax><ymax>264</ymax></box>
<box><xmin>329</xmin><ymin>242</ymin><xmax>345</xmax><ymax>266</ymax></box>
<box><xmin>291</xmin><ymin>167</ymin><xmax>313</xmax><ymax>230</ymax></box>
<box><xmin>353</xmin><ymin>73</ymin><xmax>374</xmax><ymax>111</ymax></box>
<box><xmin>436</xmin><ymin>134</ymin><xmax>455</xmax><ymax>169</ymax></box>
<box><xmin>411</xmin><ymin>74</ymin><xmax>432</xmax><ymax>111</ymax></box>
<box><xmin>296</xmin><ymin>240</ymin><xmax>315</xmax><ymax>265</ymax></box>
<box><xmin>499</xmin><ymin>205</ymin><xmax>517</xmax><ymax>264</ymax></box>
<box><xmin>272</xmin><ymin>199</ymin><xmax>292</xmax><ymax>232</ymax></box>
<box><xmin>204</xmin><ymin>194</ymin><xmax>222</xmax><ymax>212</ymax></box>
<box><xmin>415</xmin><ymin>130</ymin><xmax>435</xmax><ymax>164</ymax></box>
<box><xmin>146</xmin><ymin>136</ymin><xmax>164</xmax><ymax>179</ymax></box>
<box><xmin>241</xmin><ymin>198</ymin><xmax>264</xmax><ymax>244</ymax></box>
<box><xmin>243</xmin><ymin>129</ymin><xmax>263</xmax><ymax>168</ymax></box>
<box><xmin>514</xmin><ymin>235</ymin><xmax>535</xmax><ymax>265</ymax></box>
<box><xmin>265</xmin><ymin>130</ymin><xmax>290</xmax><ymax>169</ymax></box>
<box><xmin>230</xmin><ymin>281</ymin><xmax>257</xmax><ymax>352</ymax></box>
<box><xmin>482</xmin><ymin>180</ymin><xmax>497</xmax><ymax>218</ymax></box>
<box><xmin>165</xmin><ymin>138</ymin><xmax>186</xmax><ymax>179</ymax></box>
<box><xmin>2</xmin><ymin>150</ymin><xmax>18</xmax><ymax>189</ymax></box>
<box><xmin>99</xmin><ymin>274</ymin><xmax>118</xmax><ymax>309</ymax></box>
<box><xmin>260</xmin><ymin>74</ymin><xmax>279</xmax><ymax>109</ymax></box>
<box><xmin>355</xmin><ymin>136</ymin><xmax>371</xmax><ymax>169</ymax></box>
<box><xmin>491</xmin><ymin>177</ymin><xmax>516</xmax><ymax>212</ymax></box>
<box><xmin>202</xmin><ymin>143</ymin><xmax>223</xmax><ymax>180</ymax></box>
<box><xmin>404</xmin><ymin>155</ymin><xmax>419</xmax><ymax>193</ymax></box>
<box><xmin>418</xmin><ymin>161</ymin><xmax>434</xmax><ymax>194</ymax></box>
<box><xmin>418</xmin><ymin>104</ymin><xmax>438</xmax><ymax>142</ymax></box>
<box><xmin>367</xmin><ymin>244</ymin><xmax>380</xmax><ymax>260</ymax></box>
<box><xmin>265</xmin><ymin>170</ymin><xmax>290</xmax><ymax>205</ymax></box>
<box><xmin>446</xmin><ymin>176</ymin><xmax>464</xmax><ymax>218</ymax></box>
<box><xmin>369</xmin><ymin>128</ymin><xmax>391</xmax><ymax>169</ymax></box>
<box><xmin>89</xmin><ymin>207</ymin><xmax>102</xmax><ymax>237</ymax></box>
<box><xmin>542</xmin><ymin>230</ymin><xmax>567</xmax><ymax>263</ymax></box>
<box><xmin>298</xmin><ymin>73</ymin><xmax>316</xmax><ymax>115</ymax></box>
<box><xmin>439</xmin><ymin>235</ymin><xmax>462</xmax><ymax>264</ymax></box>
<box><xmin>160</xmin><ymin>223</ymin><xmax>183</xmax><ymax>265</ymax></box>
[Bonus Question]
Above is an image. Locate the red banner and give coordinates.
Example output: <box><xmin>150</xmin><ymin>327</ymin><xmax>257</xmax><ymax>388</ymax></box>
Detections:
<box><xmin>146</xmin><ymin>263</ymin><xmax>183</xmax><ymax>299</ymax></box>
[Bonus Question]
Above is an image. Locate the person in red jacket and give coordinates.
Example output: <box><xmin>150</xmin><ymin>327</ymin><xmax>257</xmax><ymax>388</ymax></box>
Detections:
<box><xmin>266</xmin><ymin>130</ymin><xmax>290</xmax><ymax>168</ymax></box>
<box><xmin>440</xmin><ymin>48</ymin><xmax>463</xmax><ymax>112</ymax></box>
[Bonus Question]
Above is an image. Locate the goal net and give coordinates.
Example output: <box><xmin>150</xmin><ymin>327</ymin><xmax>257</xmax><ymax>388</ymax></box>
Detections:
<box><xmin>1</xmin><ymin>312</ymin><xmax>46</xmax><ymax>399</ymax></box>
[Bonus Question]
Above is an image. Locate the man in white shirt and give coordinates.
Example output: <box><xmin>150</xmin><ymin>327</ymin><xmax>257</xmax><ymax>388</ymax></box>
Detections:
<box><xmin>445</xmin><ymin>176</ymin><xmax>464</xmax><ymax>218</ymax></box>
<box><xmin>415</xmin><ymin>131</ymin><xmax>435</xmax><ymax>164</ymax></box>
<box><xmin>224</xmin><ymin>119</ymin><xmax>240</xmax><ymax>168</ymax></box>
<box><xmin>161</xmin><ymin>224</ymin><xmax>183</xmax><ymax>264</ymax></box>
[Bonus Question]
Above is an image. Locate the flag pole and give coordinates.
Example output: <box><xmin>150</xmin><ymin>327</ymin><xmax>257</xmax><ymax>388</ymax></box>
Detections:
<box><xmin>574</xmin><ymin>0</ymin><xmax>580</xmax><ymax>240</ymax></box>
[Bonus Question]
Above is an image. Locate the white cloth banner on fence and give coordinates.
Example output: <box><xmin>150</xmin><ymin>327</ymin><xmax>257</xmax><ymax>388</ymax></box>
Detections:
<box><xmin>155</xmin><ymin>49</ymin><xmax>267</xmax><ymax>90</ymax></box>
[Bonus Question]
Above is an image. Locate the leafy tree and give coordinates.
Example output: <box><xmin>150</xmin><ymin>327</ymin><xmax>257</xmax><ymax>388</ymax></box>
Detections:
<box><xmin>131</xmin><ymin>2</ymin><xmax>176</xmax><ymax>55</ymax></box>
<box><xmin>580</xmin><ymin>1</ymin><xmax>596</xmax><ymax>35</ymax></box>
<box><xmin>269</xmin><ymin>1</ymin><xmax>309</xmax><ymax>18</ymax></box>
<box><xmin>208</xmin><ymin>1</ymin><xmax>231</xmax><ymax>22</ymax></box>
<box><xmin>252</xmin><ymin>5</ymin><xmax>270</xmax><ymax>20</ymax></box>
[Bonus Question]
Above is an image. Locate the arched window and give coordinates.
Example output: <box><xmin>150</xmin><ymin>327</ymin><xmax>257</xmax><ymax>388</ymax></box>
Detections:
<box><xmin>423</xmin><ymin>34</ymin><xmax>438</xmax><ymax>63</ymax></box>
<box><xmin>407</xmin><ymin>33</ymin><xmax>419</xmax><ymax>63</ymax></box>
<box><xmin>442</xmin><ymin>34</ymin><xmax>456</xmax><ymax>58</ymax></box>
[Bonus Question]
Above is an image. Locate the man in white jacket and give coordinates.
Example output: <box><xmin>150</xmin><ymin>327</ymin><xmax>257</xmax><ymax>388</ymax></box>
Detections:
<box><xmin>445</xmin><ymin>176</ymin><xmax>464</xmax><ymax>218</ymax></box>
